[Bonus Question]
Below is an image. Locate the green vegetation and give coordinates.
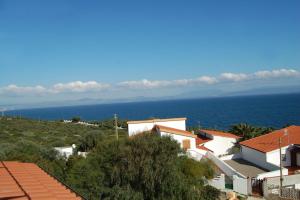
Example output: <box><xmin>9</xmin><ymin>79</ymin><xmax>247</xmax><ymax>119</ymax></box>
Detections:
<box><xmin>0</xmin><ymin>117</ymin><xmax>218</xmax><ymax>200</ymax></box>
<box><xmin>72</xmin><ymin>116</ymin><xmax>81</xmax><ymax>123</ymax></box>
<box><xmin>229</xmin><ymin>123</ymin><xmax>274</xmax><ymax>141</ymax></box>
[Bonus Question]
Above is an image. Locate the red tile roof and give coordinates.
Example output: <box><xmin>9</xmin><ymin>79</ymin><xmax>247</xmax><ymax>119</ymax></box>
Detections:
<box><xmin>155</xmin><ymin>125</ymin><xmax>197</xmax><ymax>138</ymax></box>
<box><xmin>0</xmin><ymin>161</ymin><xmax>82</xmax><ymax>200</ymax></box>
<box><xmin>240</xmin><ymin>126</ymin><xmax>300</xmax><ymax>153</ymax></box>
<box><xmin>196</xmin><ymin>136</ymin><xmax>212</xmax><ymax>146</ymax></box>
<box><xmin>196</xmin><ymin>145</ymin><xmax>213</xmax><ymax>152</ymax></box>
<box><xmin>200</xmin><ymin>129</ymin><xmax>241</xmax><ymax>139</ymax></box>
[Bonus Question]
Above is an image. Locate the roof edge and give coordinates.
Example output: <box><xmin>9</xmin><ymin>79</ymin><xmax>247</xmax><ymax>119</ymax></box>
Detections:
<box><xmin>127</xmin><ymin>117</ymin><xmax>187</xmax><ymax>124</ymax></box>
<box><xmin>155</xmin><ymin>125</ymin><xmax>197</xmax><ymax>138</ymax></box>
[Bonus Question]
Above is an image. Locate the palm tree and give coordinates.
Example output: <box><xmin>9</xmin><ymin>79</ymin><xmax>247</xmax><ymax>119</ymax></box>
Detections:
<box><xmin>229</xmin><ymin>123</ymin><xmax>273</xmax><ymax>140</ymax></box>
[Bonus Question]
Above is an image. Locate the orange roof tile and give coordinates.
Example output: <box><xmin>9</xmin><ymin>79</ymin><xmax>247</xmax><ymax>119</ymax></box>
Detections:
<box><xmin>155</xmin><ymin>125</ymin><xmax>197</xmax><ymax>138</ymax></box>
<box><xmin>200</xmin><ymin>129</ymin><xmax>241</xmax><ymax>139</ymax></box>
<box><xmin>196</xmin><ymin>145</ymin><xmax>213</xmax><ymax>152</ymax></box>
<box><xmin>196</xmin><ymin>136</ymin><xmax>212</xmax><ymax>145</ymax></box>
<box><xmin>240</xmin><ymin>126</ymin><xmax>300</xmax><ymax>153</ymax></box>
<box><xmin>0</xmin><ymin>161</ymin><xmax>82</xmax><ymax>200</ymax></box>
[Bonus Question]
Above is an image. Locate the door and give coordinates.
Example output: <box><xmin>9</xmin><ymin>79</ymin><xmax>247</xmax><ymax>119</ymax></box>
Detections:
<box><xmin>182</xmin><ymin>139</ymin><xmax>191</xmax><ymax>150</ymax></box>
<box><xmin>297</xmin><ymin>153</ymin><xmax>300</xmax><ymax>166</ymax></box>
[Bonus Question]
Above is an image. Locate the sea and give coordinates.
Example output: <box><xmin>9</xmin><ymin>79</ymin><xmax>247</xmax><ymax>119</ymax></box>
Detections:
<box><xmin>5</xmin><ymin>93</ymin><xmax>300</xmax><ymax>130</ymax></box>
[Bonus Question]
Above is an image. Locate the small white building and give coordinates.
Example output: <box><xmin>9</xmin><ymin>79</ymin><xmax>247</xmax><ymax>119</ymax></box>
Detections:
<box><xmin>54</xmin><ymin>144</ymin><xmax>76</xmax><ymax>159</ymax></box>
<box><xmin>198</xmin><ymin>129</ymin><xmax>241</xmax><ymax>156</ymax></box>
<box><xmin>154</xmin><ymin>125</ymin><xmax>197</xmax><ymax>150</ymax></box>
<box><xmin>127</xmin><ymin>118</ymin><xmax>186</xmax><ymax>137</ymax></box>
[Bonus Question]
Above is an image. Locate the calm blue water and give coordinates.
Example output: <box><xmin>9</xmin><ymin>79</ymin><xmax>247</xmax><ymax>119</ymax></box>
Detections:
<box><xmin>6</xmin><ymin>93</ymin><xmax>300</xmax><ymax>130</ymax></box>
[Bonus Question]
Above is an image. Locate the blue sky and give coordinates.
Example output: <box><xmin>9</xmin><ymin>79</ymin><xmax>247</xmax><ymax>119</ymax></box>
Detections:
<box><xmin>0</xmin><ymin>0</ymin><xmax>299</xmax><ymax>108</ymax></box>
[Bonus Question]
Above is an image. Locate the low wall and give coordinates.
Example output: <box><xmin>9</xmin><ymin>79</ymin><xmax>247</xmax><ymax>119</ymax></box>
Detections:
<box><xmin>233</xmin><ymin>175</ymin><xmax>250</xmax><ymax>195</ymax></box>
<box><xmin>208</xmin><ymin>174</ymin><xmax>225</xmax><ymax>190</ymax></box>
<box><xmin>266</xmin><ymin>173</ymin><xmax>300</xmax><ymax>186</ymax></box>
<box><xmin>220</xmin><ymin>153</ymin><xmax>242</xmax><ymax>161</ymax></box>
<box><xmin>263</xmin><ymin>174</ymin><xmax>300</xmax><ymax>198</ymax></box>
<box><xmin>256</xmin><ymin>168</ymin><xmax>288</xmax><ymax>180</ymax></box>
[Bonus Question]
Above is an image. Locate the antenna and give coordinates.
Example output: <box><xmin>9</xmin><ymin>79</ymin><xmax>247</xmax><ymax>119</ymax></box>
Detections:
<box><xmin>197</xmin><ymin>120</ymin><xmax>201</xmax><ymax>130</ymax></box>
<box><xmin>114</xmin><ymin>114</ymin><xmax>119</xmax><ymax>140</ymax></box>
<box><xmin>284</xmin><ymin>128</ymin><xmax>289</xmax><ymax>145</ymax></box>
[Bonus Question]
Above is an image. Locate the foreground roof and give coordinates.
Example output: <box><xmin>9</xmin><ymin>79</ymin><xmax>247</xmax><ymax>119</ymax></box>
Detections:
<box><xmin>240</xmin><ymin>125</ymin><xmax>300</xmax><ymax>153</ymax></box>
<box><xmin>0</xmin><ymin>161</ymin><xmax>82</xmax><ymax>200</ymax></box>
<box><xmin>127</xmin><ymin>117</ymin><xmax>187</xmax><ymax>124</ymax></box>
<box><xmin>155</xmin><ymin>125</ymin><xmax>197</xmax><ymax>138</ymax></box>
<box><xmin>200</xmin><ymin>129</ymin><xmax>241</xmax><ymax>139</ymax></box>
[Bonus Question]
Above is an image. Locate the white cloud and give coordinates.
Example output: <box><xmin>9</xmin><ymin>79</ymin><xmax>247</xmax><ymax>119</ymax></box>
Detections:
<box><xmin>118</xmin><ymin>79</ymin><xmax>171</xmax><ymax>89</ymax></box>
<box><xmin>220</xmin><ymin>73</ymin><xmax>249</xmax><ymax>82</ymax></box>
<box><xmin>194</xmin><ymin>76</ymin><xmax>218</xmax><ymax>84</ymax></box>
<box><xmin>118</xmin><ymin>76</ymin><xmax>218</xmax><ymax>89</ymax></box>
<box><xmin>2</xmin><ymin>84</ymin><xmax>46</xmax><ymax>95</ymax></box>
<box><xmin>254</xmin><ymin>69</ymin><xmax>300</xmax><ymax>79</ymax></box>
<box><xmin>51</xmin><ymin>81</ymin><xmax>110</xmax><ymax>93</ymax></box>
<box><xmin>0</xmin><ymin>68</ymin><xmax>299</xmax><ymax>95</ymax></box>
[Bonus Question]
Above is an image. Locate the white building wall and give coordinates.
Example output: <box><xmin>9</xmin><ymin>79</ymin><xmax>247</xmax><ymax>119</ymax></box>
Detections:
<box><xmin>160</xmin><ymin>131</ymin><xmax>196</xmax><ymax>150</ymax></box>
<box><xmin>233</xmin><ymin>175</ymin><xmax>250</xmax><ymax>195</ymax></box>
<box><xmin>54</xmin><ymin>147</ymin><xmax>73</xmax><ymax>158</ymax></box>
<box><xmin>203</xmin><ymin>136</ymin><xmax>237</xmax><ymax>156</ymax></box>
<box><xmin>266</xmin><ymin>146</ymin><xmax>290</xmax><ymax>167</ymax></box>
<box><xmin>128</xmin><ymin>120</ymin><xmax>186</xmax><ymax>136</ymax></box>
<box><xmin>241</xmin><ymin>146</ymin><xmax>268</xmax><ymax>169</ymax></box>
<box><xmin>241</xmin><ymin>146</ymin><xmax>280</xmax><ymax>171</ymax></box>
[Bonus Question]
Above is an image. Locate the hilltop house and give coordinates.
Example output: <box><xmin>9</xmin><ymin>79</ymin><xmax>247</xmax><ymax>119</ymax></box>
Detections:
<box><xmin>127</xmin><ymin>118</ymin><xmax>186</xmax><ymax>136</ymax></box>
<box><xmin>239</xmin><ymin>125</ymin><xmax>300</xmax><ymax>173</ymax></box>
<box><xmin>127</xmin><ymin>118</ymin><xmax>240</xmax><ymax>157</ymax></box>
<box><xmin>210</xmin><ymin>126</ymin><xmax>300</xmax><ymax>196</ymax></box>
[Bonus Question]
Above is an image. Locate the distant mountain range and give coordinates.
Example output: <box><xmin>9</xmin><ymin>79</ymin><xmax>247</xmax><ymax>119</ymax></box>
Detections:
<box><xmin>1</xmin><ymin>85</ymin><xmax>300</xmax><ymax>111</ymax></box>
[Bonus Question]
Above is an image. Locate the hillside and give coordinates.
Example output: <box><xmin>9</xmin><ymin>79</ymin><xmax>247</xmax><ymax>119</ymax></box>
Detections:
<box><xmin>0</xmin><ymin>116</ymin><xmax>127</xmax><ymax>147</ymax></box>
<box><xmin>0</xmin><ymin>117</ymin><xmax>219</xmax><ymax>200</ymax></box>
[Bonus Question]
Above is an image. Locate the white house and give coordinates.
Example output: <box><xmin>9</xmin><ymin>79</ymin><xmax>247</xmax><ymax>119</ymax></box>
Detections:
<box><xmin>54</xmin><ymin>144</ymin><xmax>76</xmax><ymax>159</ymax></box>
<box><xmin>127</xmin><ymin>118</ymin><xmax>186</xmax><ymax>137</ymax></box>
<box><xmin>197</xmin><ymin>129</ymin><xmax>241</xmax><ymax>156</ymax></box>
<box><xmin>154</xmin><ymin>125</ymin><xmax>197</xmax><ymax>150</ymax></box>
<box><xmin>240</xmin><ymin>125</ymin><xmax>300</xmax><ymax>173</ymax></box>
<box><xmin>127</xmin><ymin>118</ymin><xmax>240</xmax><ymax>158</ymax></box>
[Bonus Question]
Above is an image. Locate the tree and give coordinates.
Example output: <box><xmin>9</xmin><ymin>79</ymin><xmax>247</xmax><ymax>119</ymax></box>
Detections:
<box><xmin>77</xmin><ymin>132</ymin><xmax>103</xmax><ymax>152</ymax></box>
<box><xmin>229</xmin><ymin>123</ymin><xmax>274</xmax><ymax>140</ymax></box>
<box><xmin>72</xmin><ymin>116</ymin><xmax>81</xmax><ymax>123</ymax></box>
<box><xmin>66</xmin><ymin>133</ymin><xmax>219</xmax><ymax>200</ymax></box>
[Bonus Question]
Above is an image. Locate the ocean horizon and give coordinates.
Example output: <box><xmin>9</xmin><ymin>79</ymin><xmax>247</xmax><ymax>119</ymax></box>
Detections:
<box><xmin>6</xmin><ymin>93</ymin><xmax>300</xmax><ymax>130</ymax></box>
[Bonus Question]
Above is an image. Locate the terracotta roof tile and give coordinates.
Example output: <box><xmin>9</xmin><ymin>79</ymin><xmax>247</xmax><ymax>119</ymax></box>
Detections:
<box><xmin>240</xmin><ymin>125</ymin><xmax>300</xmax><ymax>153</ymax></box>
<box><xmin>196</xmin><ymin>136</ymin><xmax>212</xmax><ymax>145</ymax></box>
<box><xmin>200</xmin><ymin>129</ymin><xmax>241</xmax><ymax>139</ymax></box>
<box><xmin>196</xmin><ymin>145</ymin><xmax>213</xmax><ymax>152</ymax></box>
<box><xmin>0</xmin><ymin>161</ymin><xmax>82</xmax><ymax>200</ymax></box>
<box><xmin>155</xmin><ymin>125</ymin><xmax>197</xmax><ymax>138</ymax></box>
